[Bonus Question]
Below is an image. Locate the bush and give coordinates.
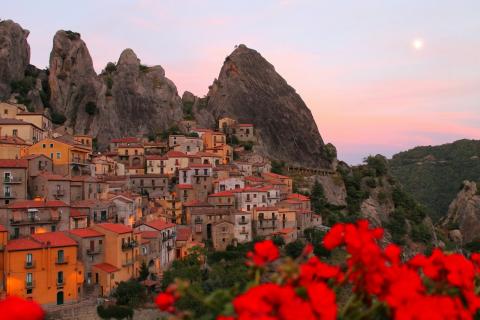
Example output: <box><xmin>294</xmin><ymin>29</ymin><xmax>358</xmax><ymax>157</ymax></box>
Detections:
<box><xmin>50</xmin><ymin>111</ymin><xmax>66</xmax><ymax>125</ymax></box>
<box><xmin>65</xmin><ymin>30</ymin><xmax>80</xmax><ymax>40</ymax></box>
<box><xmin>365</xmin><ymin>177</ymin><xmax>377</xmax><ymax>188</ymax></box>
<box><xmin>105</xmin><ymin>62</ymin><xmax>117</xmax><ymax>73</ymax></box>
<box><xmin>139</xmin><ymin>64</ymin><xmax>149</xmax><ymax>73</ymax></box>
<box><xmin>112</xmin><ymin>280</ymin><xmax>146</xmax><ymax>307</ymax></box>
<box><xmin>271</xmin><ymin>235</ymin><xmax>285</xmax><ymax>247</ymax></box>
<box><xmin>241</xmin><ymin>141</ymin><xmax>254</xmax><ymax>151</ymax></box>
<box><xmin>85</xmin><ymin>101</ymin><xmax>97</xmax><ymax>115</ymax></box>
<box><xmin>271</xmin><ymin>160</ymin><xmax>285</xmax><ymax>175</ymax></box>
<box><xmin>97</xmin><ymin>305</ymin><xmax>133</xmax><ymax>320</ymax></box>
<box><xmin>285</xmin><ymin>240</ymin><xmax>304</xmax><ymax>258</ymax></box>
<box><xmin>364</xmin><ymin>154</ymin><xmax>388</xmax><ymax>176</ymax></box>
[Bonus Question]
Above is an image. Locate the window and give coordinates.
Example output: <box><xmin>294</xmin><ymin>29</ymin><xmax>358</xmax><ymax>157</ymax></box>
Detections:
<box><xmin>26</xmin><ymin>273</ymin><xmax>33</xmax><ymax>287</ymax></box>
<box><xmin>4</xmin><ymin>109</ymin><xmax>7</xmax><ymax>114</ymax></box>
<box><xmin>57</xmin><ymin>250</ymin><xmax>64</xmax><ymax>263</ymax></box>
<box><xmin>42</xmin><ymin>144</ymin><xmax>46</xmax><ymax>148</ymax></box>
<box><xmin>57</xmin><ymin>271</ymin><xmax>64</xmax><ymax>285</ymax></box>
<box><xmin>12</xmin><ymin>129</ymin><xmax>17</xmax><ymax>136</ymax></box>
<box><xmin>56</xmin><ymin>152</ymin><xmax>61</xmax><ymax>159</ymax></box>
<box><xmin>30</xmin><ymin>227</ymin><xmax>35</xmax><ymax>234</ymax></box>
<box><xmin>50</xmin><ymin>143</ymin><xmax>53</xmax><ymax>148</ymax></box>
<box><xmin>26</xmin><ymin>253</ymin><xmax>33</xmax><ymax>265</ymax></box>
<box><xmin>51</xmin><ymin>225</ymin><xmax>56</xmax><ymax>232</ymax></box>
<box><xmin>50</xmin><ymin>153</ymin><xmax>53</xmax><ymax>159</ymax></box>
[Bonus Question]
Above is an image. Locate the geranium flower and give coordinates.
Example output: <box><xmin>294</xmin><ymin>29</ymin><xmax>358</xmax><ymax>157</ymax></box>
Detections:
<box><xmin>247</xmin><ymin>240</ymin><xmax>279</xmax><ymax>267</ymax></box>
<box><xmin>0</xmin><ymin>296</ymin><xmax>44</xmax><ymax>320</ymax></box>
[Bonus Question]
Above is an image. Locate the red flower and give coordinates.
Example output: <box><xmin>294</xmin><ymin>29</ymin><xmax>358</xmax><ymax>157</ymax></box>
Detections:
<box><xmin>306</xmin><ymin>282</ymin><xmax>337</xmax><ymax>320</ymax></box>
<box><xmin>247</xmin><ymin>240</ymin><xmax>279</xmax><ymax>267</ymax></box>
<box><xmin>0</xmin><ymin>296</ymin><xmax>44</xmax><ymax>320</ymax></box>
<box><xmin>322</xmin><ymin>224</ymin><xmax>345</xmax><ymax>250</ymax></box>
<box><xmin>299</xmin><ymin>256</ymin><xmax>343</xmax><ymax>285</ymax></box>
<box><xmin>155</xmin><ymin>292</ymin><xmax>176</xmax><ymax>312</ymax></box>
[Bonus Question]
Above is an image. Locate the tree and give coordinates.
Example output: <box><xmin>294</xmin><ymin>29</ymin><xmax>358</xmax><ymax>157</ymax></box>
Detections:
<box><xmin>112</xmin><ymin>280</ymin><xmax>146</xmax><ymax>307</ymax></box>
<box><xmin>271</xmin><ymin>161</ymin><xmax>285</xmax><ymax>175</ymax></box>
<box><xmin>271</xmin><ymin>235</ymin><xmax>285</xmax><ymax>247</ymax></box>
<box><xmin>310</xmin><ymin>179</ymin><xmax>326</xmax><ymax>213</ymax></box>
<box><xmin>285</xmin><ymin>240</ymin><xmax>304</xmax><ymax>258</ymax></box>
<box><xmin>364</xmin><ymin>155</ymin><xmax>388</xmax><ymax>176</ymax></box>
<box><xmin>138</xmin><ymin>261</ymin><xmax>149</xmax><ymax>281</ymax></box>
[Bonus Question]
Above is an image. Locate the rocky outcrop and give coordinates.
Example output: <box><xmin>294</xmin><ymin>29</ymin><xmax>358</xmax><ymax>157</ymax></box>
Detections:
<box><xmin>316</xmin><ymin>174</ymin><xmax>347</xmax><ymax>207</ymax></box>
<box><xmin>47</xmin><ymin>30</ymin><xmax>183</xmax><ymax>146</ymax></box>
<box><xmin>195</xmin><ymin>44</ymin><xmax>331</xmax><ymax>168</ymax></box>
<box><xmin>0</xmin><ymin>20</ymin><xmax>30</xmax><ymax>98</ymax></box>
<box><xmin>441</xmin><ymin>181</ymin><xmax>480</xmax><ymax>244</ymax></box>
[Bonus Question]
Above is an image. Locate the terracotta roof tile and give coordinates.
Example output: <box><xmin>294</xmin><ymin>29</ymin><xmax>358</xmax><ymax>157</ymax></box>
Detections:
<box><xmin>0</xmin><ymin>159</ymin><xmax>28</xmax><ymax>168</ymax></box>
<box><xmin>7</xmin><ymin>200</ymin><xmax>68</xmax><ymax>209</ymax></box>
<box><xmin>145</xmin><ymin>219</ymin><xmax>176</xmax><ymax>231</ymax></box>
<box><xmin>31</xmin><ymin>232</ymin><xmax>78</xmax><ymax>247</ymax></box>
<box><xmin>6</xmin><ymin>238</ymin><xmax>43</xmax><ymax>251</ymax></box>
<box><xmin>69</xmin><ymin>228</ymin><xmax>104</xmax><ymax>238</ymax></box>
<box><xmin>96</xmin><ymin>223</ymin><xmax>132</xmax><ymax>234</ymax></box>
<box><xmin>93</xmin><ymin>262</ymin><xmax>120</xmax><ymax>273</ymax></box>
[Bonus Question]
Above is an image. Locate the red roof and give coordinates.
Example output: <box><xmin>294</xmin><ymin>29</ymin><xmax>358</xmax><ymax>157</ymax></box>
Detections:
<box><xmin>6</xmin><ymin>238</ymin><xmax>43</xmax><ymax>251</ymax></box>
<box><xmin>237</xmin><ymin>123</ymin><xmax>254</xmax><ymax>127</ymax></box>
<box><xmin>138</xmin><ymin>231</ymin><xmax>159</xmax><ymax>239</ymax></box>
<box><xmin>288</xmin><ymin>193</ymin><xmax>310</xmax><ymax>201</ymax></box>
<box><xmin>176</xmin><ymin>227</ymin><xmax>192</xmax><ymax>241</ymax></box>
<box><xmin>93</xmin><ymin>262</ymin><xmax>120</xmax><ymax>273</ymax></box>
<box><xmin>31</xmin><ymin>232</ymin><xmax>78</xmax><ymax>248</ymax></box>
<box><xmin>208</xmin><ymin>191</ymin><xmax>234</xmax><ymax>197</ymax></box>
<box><xmin>263</xmin><ymin>172</ymin><xmax>290</xmax><ymax>180</ymax></box>
<box><xmin>7</xmin><ymin>200</ymin><xmax>68</xmax><ymax>209</ymax></box>
<box><xmin>0</xmin><ymin>159</ymin><xmax>28</xmax><ymax>168</ymax></box>
<box><xmin>69</xmin><ymin>228</ymin><xmax>104</xmax><ymax>238</ymax></box>
<box><xmin>70</xmin><ymin>209</ymin><xmax>88</xmax><ymax>217</ymax></box>
<box><xmin>145</xmin><ymin>155</ymin><xmax>167</xmax><ymax>160</ymax></box>
<box><xmin>244</xmin><ymin>176</ymin><xmax>265</xmax><ymax>182</ymax></box>
<box><xmin>96</xmin><ymin>223</ymin><xmax>132</xmax><ymax>234</ymax></box>
<box><xmin>37</xmin><ymin>172</ymin><xmax>70</xmax><ymax>181</ymax></box>
<box><xmin>111</xmin><ymin>137</ymin><xmax>140</xmax><ymax>143</ymax></box>
<box><xmin>176</xmin><ymin>184</ymin><xmax>193</xmax><ymax>189</ymax></box>
<box><xmin>166</xmin><ymin>150</ymin><xmax>187</xmax><ymax>158</ymax></box>
<box><xmin>145</xmin><ymin>219</ymin><xmax>176</xmax><ymax>231</ymax></box>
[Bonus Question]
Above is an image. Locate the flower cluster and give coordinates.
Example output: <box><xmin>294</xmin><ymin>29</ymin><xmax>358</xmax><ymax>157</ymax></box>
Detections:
<box><xmin>0</xmin><ymin>296</ymin><xmax>44</xmax><ymax>320</ymax></box>
<box><xmin>156</xmin><ymin>219</ymin><xmax>480</xmax><ymax>319</ymax></box>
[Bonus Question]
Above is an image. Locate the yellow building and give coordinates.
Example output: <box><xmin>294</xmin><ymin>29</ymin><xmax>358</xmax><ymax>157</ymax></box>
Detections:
<box><xmin>0</xmin><ymin>101</ymin><xmax>26</xmax><ymax>118</ymax></box>
<box><xmin>73</xmin><ymin>135</ymin><xmax>93</xmax><ymax>152</ymax></box>
<box><xmin>202</xmin><ymin>131</ymin><xmax>226</xmax><ymax>149</ymax></box>
<box><xmin>0</xmin><ymin>135</ymin><xmax>29</xmax><ymax>159</ymax></box>
<box><xmin>27</xmin><ymin>137</ymin><xmax>91</xmax><ymax>176</ymax></box>
<box><xmin>2</xmin><ymin>231</ymin><xmax>84</xmax><ymax>305</ymax></box>
<box><xmin>91</xmin><ymin>223</ymin><xmax>139</xmax><ymax>296</ymax></box>
<box><xmin>15</xmin><ymin>112</ymin><xmax>52</xmax><ymax>132</ymax></box>
<box><xmin>0</xmin><ymin>118</ymin><xmax>44</xmax><ymax>145</ymax></box>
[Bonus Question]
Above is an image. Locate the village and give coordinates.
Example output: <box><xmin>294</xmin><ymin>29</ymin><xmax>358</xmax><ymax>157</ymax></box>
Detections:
<box><xmin>0</xmin><ymin>100</ymin><xmax>323</xmax><ymax>308</ymax></box>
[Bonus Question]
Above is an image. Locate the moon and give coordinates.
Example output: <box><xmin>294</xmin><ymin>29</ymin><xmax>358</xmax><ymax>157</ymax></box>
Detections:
<box><xmin>412</xmin><ymin>38</ymin><xmax>424</xmax><ymax>50</ymax></box>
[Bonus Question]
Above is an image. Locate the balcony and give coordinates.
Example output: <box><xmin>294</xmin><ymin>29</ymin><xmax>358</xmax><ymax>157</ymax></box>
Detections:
<box><xmin>0</xmin><ymin>191</ymin><xmax>17</xmax><ymax>199</ymax></box>
<box><xmin>25</xmin><ymin>261</ymin><xmax>35</xmax><ymax>269</ymax></box>
<box><xmin>55</xmin><ymin>257</ymin><xmax>69</xmax><ymax>265</ymax></box>
<box><xmin>71</xmin><ymin>158</ymin><xmax>87</xmax><ymax>165</ymax></box>
<box><xmin>238</xmin><ymin>219</ymin><xmax>249</xmax><ymax>225</ymax></box>
<box><xmin>87</xmin><ymin>248</ymin><xmax>102</xmax><ymax>255</ymax></box>
<box><xmin>11</xmin><ymin>216</ymin><xmax>60</xmax><ymax>226</ymax></box>
<box><xmin>121</xmin><ymin>240</ymin><xmax>138</xmax><ymax>251</ymax></box>
<box><xmin>53</xmin><ymin>188</ymin><xmax>66</xmax><ymax>197</ymax></box>
<box><xmin>25</xmin><ymin>281</ymin><xmax>35</xmax><ymax>289</ymax></box>
<box><xmin>4</xmin><ymin>176</ymin><xmax>22</xmax><ymax>184</ymax></box>
<box><xmin>239</xmin><ymin>230</ymin><xmax>249</xmax><ymax>235</ymax></box>
<box><xmin>122</xmin><ymin>259</ymin><xmax>134</xmax><ymax>267</ymax></box>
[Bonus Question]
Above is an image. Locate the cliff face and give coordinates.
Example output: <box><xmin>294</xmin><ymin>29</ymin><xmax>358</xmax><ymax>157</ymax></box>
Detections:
<box><xmin>0</xmin><ymin>20</ymin><xmax>30</xmax><ymax>98</ymax></box>
<box><xmin>47</xmin><ymin>31</ymin><xmax>183</xmax><ymax>146</ymax></box>
<box><xmin>195</xmin><ymin>44</ymin><xmax>330</xmax><ymax>168</ymax></box>
<box><xmin>441</xmin><ymin>181</ymin><xmax>480</xmax><ymax>244</ymax></box>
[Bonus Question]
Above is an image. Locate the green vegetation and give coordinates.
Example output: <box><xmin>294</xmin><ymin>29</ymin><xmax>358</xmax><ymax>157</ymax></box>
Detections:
<box><xmin>285</xmin><ymin>240</ymin><xmax>304</xmax><ymax>258</ymax></box>
<box><xmin>322</xmin><ymin>143</ymin><xmax>337</xmax><ymax>162</ymax></box>
<box><xmin>85</xmin><ymin>101</ymin><xmax>97</xmax><ymax>115</ymax></box>
<box><xmin>112</xmin><ymin>280</ymin><xmax>147</xmax><ymax>307</ymax></box>
<box><xmin>310</xmin><ymin>179</ymin><xmax>327</xmax><ymax>213</ymax></box>
<box><xmin>389</xmin><ymin>139</ymin><xmax>480</xmax><ymax>221</ymax></box>
<box><xmin>50</xmin><ymin>111</ymin><xmax>67</xmax><ymax>125</ymax></box>
<box><xmin>139</xmin><ymin>64</ymin><xmax>149</xmax><ymax>73</ymax></box>
<box><xmin>240</xmin><ymin>141</ymin><xmax>254</xmax><ymax>151</ymax></box>
<box><xmin>105</xmin><ymin>62</ymin><xmax>117</xmax><ymax>73</ymax></box>
<box><xmin>160</xmin><ymin>125</ymin><xmax>181</xmax><ymax>140</ymax></box>
<box><xmin>138</xmin><ymin>261</ymin><xmax>149</xmax><ymax>281</ymax></box>
<box><xmin>97</xmin><ymin>305</ymin><xmax>133</xmax><ymax>320</ymax></box>
<box><xmin>186</xmin><ymin>132</ymin><xmax>199</xmax><ymax>138</ymax></box>
<box><xmin>271</xmin><ymin>160</ymin><xmax>286</xmax><ymax>175</ymax></box>
<box><xmin>182</xmin><ymin>101</ymin><xmax>195</xmax><ymax>120</ymax></box>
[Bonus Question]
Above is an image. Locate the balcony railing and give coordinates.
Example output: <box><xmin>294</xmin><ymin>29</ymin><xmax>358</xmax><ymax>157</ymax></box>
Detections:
<box><xmin>239</xmin><ymin>230</ymin><xmax>249</xmax><ymax>235</ymax></box>
<box><xmin>25</xmin><ymin>280</ymin><xmax>35</xmax><ymax>289</ymax></box>
<box><xmin>0</xmin><ymin>191</ymin><xmax>17</xmax><ymax>199</ymax></box>
<box><xmin>25</xmin><ymin>261</ymin><xmax>35</xmax><ymax>269</ymax></box>
<box><xmin>122</xmin><ymin>259</ymin><xmax>134</xmax><ymax>267</ymax></box>
<box><xmin>121</xmin><ymin>240</ymin><xmax>138</xmax><ymax>250</ymax></box>
<box><xmin>57</xmin><ymin>279</ymin><xmax>65</xmax><ymax>287</ymax></box>
<box><xmin>238</xmin><ymin>220</ymin><xmax>249</xmax><ymax>225</ymax></box>
<box><xmin>11</xmin><ymin>216</ymin><xmax>60</xmax><ymax>225</ymax></box>
<box><xmin>87</xmin><ymin>248</ymin><xmax>102</xmax><ymax>255</ymax></box>
<box><xmin>56</xmin><ymin>257</ymin><xmax>69</xmax><ymax>265</ymax></box>
<box><xmin>4</xmin><ymin>176</ymin><xmax>22</xmax><ymax>184</ymax></box>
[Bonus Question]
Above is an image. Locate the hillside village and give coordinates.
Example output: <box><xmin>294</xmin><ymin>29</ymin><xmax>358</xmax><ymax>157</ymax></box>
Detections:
<box><xmin>0</xmin><ymin>100</ymin><xmax>324</xmax><ymax>308</ymax></box>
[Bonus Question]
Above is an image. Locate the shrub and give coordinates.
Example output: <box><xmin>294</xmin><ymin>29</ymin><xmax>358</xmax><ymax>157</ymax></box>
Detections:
<box><xmin>97</xmin><ymin>305</ymin><xmax>133</xmax><ymax>320</ymax></box>
<box><xmin>85</xmin><ymin>101</ymin><xmax>97</xmax><ymax>115</ymax></box>
<box><xmin>285</xmin><ymin>240</ymin><xmax>304</xmax><ymax>258</ymax></box>
<box><xmin>105</xmin><ymin>62</ymin><xmax>117</xmax><ymax>73</ymax></box>
<box><xmin>65</xmin><ymin>30</ymin><xmax>80</xmax><ymax>40</ymax></box>
<box><xmin>139</xmin><ymin>64</ymin><xmax>149</xmax><ymax>73</ymax></box>
<box><xmin>112</xmin><ymin>280</ymin><xmax>146</xmax><ymax>307</ymax></box>
<box><xmin>50</xmin><ymin>111</ymin><xmax>66</xmax><ymax>125</ymax></box>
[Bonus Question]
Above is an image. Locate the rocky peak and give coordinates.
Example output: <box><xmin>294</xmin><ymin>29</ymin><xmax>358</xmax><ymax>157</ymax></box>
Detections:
<box><xmin>195</xmin><ymin>44</ymin><xmax>330</xmax><ymax>168</ymax></box>
<box><xmin>441</xmin><ymin>181</ymin><xmax>480</xmax><ymax>244</ymax></box>
<box><xmin>0</xmin><ymin>19</ymin><xmax>30</xmax><ymax>98</ymax></box>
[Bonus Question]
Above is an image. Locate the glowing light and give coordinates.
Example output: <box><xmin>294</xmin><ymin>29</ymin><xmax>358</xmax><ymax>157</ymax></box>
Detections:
<box><xmin>412</xmin><ymin>38</ymin><xmax>424</xmax><ymax>50</ymax></box>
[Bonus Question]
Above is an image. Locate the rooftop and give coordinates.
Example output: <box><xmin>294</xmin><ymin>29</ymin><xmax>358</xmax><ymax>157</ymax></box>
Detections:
<box><xmin>144</xmin><ymin>219</ymin><xmax>176</xmax><ymax>231</ymax></box>
<box><xmin>93</xmin><ymin>262</ymin><xmax>120</xmax><ymax>273</ymax></box>
<box><xmin>7</xmin><ymin>200</ymin><xmax>68</xmax><ymax>209</ymax></box>
<box><xmin>96</xmin><ymin>223</ymin><xmax>133</xmax><ymax>234</ymax></box>
<box><xmin>0</xmin><ymin>159</ymin><xmax>28</xmax><ymax>168</ymax></box>
<box><xmin>69</xmin><ymin>228</ymin><xmax>104</xmax><ymax>238</ymax></box>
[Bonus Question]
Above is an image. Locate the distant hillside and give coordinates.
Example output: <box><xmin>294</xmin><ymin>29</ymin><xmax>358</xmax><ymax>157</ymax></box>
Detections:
<box><xmin>389</xmin><ymin>139</ymin><xmax>480</xmax><ymax>221</ymax></box>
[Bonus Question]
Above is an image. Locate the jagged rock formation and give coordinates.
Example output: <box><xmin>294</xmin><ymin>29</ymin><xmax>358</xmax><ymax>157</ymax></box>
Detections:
<box><xmin>194</xmin><ymin>44</ymin><xmax>330</xmax><ymax>168</ymax></box>
<box><xmin>441</xmin><ymin>181</ymin><xmax>480</xmax><ymax>244</ymax></box>
<box><xmin>47</xmin><ymin>31</ymin><xmax>183</xmax><ymax>146</ymax></box>
<box><xmin>0</xmin><ymin>20</ymin><xmax>30</xmax><ymax>98</ymax></box>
